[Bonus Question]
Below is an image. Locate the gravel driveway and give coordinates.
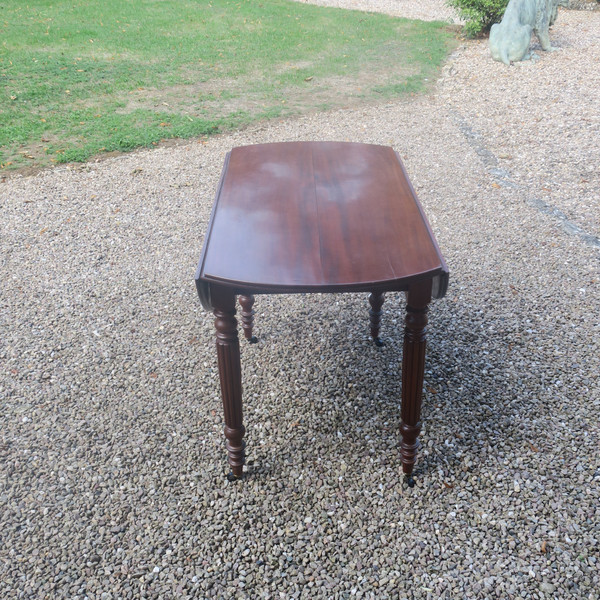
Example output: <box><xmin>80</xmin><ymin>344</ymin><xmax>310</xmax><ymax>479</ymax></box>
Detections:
<box><xmin>1</xmin><ymin>2</ymin><xmax>599</xmax><ymax>598</ymax></box>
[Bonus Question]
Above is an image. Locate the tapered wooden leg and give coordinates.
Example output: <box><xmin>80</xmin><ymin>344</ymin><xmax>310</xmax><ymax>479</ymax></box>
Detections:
<box><xmin>368</xmin><ymin>291</ymin><xmax>385</xmax><ymax>346</ymax></box>
<box><xmin>213</xmin><ymin>289</ymin><xmax>245</xmax><ymax>480</ymax></box>
<box><xmin>400</xmin><ymin>281</ymin><xmax>432</xmax><ymax>486</ymax></box>
<box><xmin>239</xmin><ymin>295</ymin><xmax>258</xmax><ymax>343</ymax></box>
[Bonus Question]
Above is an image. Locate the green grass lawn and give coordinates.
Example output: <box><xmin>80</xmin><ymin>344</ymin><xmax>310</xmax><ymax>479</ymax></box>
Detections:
<box><xmin>0</xmin><ymin>0</ymin><xmax>457</xmax><ymax>171</ymax></box>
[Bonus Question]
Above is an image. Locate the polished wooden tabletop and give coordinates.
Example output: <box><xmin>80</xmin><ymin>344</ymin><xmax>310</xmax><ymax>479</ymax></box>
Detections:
<box><xmin>198</xmin><ymin>141</ymin><xmax>447</xmax><ymax>294</ymax></box>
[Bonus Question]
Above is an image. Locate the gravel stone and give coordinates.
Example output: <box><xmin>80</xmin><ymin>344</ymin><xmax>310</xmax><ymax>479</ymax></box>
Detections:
<box><xmin>1</xmin><ymin>2</ymin><xmax>599</xmax><ymax>599</ymax></box>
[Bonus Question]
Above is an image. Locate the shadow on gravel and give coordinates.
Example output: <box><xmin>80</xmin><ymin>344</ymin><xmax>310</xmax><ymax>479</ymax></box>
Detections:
<box><xmin>231</xmin><ymin>286</ymin><xmax>555</xmax><ymax>483</ymax></box>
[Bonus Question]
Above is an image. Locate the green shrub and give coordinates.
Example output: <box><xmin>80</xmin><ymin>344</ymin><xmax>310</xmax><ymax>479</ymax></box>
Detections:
<box><xmin>447</xmin><ymin>0</ymin><xmax>509</xmax><ymax>37</ymax></box>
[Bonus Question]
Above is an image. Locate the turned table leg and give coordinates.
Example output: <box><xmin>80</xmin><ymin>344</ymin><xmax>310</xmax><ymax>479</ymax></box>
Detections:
<box><xmin>239</xmin><ymin>294</ymin><xmax>258</xmax><ymax>343</ymax></box>
<box><xmin>368</xmin><ymin>291</ymin><xmax>385</xmax><ymax>347</ymax></box>
<box><xmin>400</xmin><ymin>281</ymin><xmax>431</xmax><ymax>487</ymax></box>
<box><xmin>213</xmin><ymin>289</ymin><xmax>245</xmax><ymax>480</ymax></box>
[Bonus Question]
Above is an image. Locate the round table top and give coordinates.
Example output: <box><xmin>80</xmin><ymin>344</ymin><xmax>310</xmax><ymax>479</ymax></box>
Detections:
<box><xmin>197</xmin><ymin>141</ymin><xmax>447</xmax><ymax>294</ymax></box>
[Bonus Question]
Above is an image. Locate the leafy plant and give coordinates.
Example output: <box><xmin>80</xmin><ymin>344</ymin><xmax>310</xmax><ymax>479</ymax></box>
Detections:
<box><xmin>447</xmin><ymin>0</ymin><xmax>509</xmax><ymax>37</ymax></box>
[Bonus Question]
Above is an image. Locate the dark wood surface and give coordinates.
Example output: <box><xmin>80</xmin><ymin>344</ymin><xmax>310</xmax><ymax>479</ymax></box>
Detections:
<box><xmin>238</xmin><ymin>295</ymin><xmax>257</xmax><ymax>343</ymax></box>
<box><xmin>212</xmin><ymin>288</ymin><xmax>245</xmax><ymax>478</ymax></box>
<box><xmin>400</xmin><ymin>280</ymin><xmax>431</xmax><ymax>484</ymax></box>
<box><xmin>196</xmin><ymin>141</ymin><xmax>448</xmax><ymax>483</ymax></box>
<box><xmin>368</xmin><ymin>291</ymin><xmax>386</xmax><ymax>347</ymax></box>
<box><xmin>198</xmin><ymin>141</ymin><xmax>446</xmax><ymax>293</ymax></box>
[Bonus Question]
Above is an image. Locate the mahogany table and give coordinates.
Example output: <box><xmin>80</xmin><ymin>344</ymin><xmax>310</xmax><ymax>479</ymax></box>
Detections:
<box><xmin>195</xmin><ymin>141</ymin><xmax>448</xmax><ymax>485</ymax></box>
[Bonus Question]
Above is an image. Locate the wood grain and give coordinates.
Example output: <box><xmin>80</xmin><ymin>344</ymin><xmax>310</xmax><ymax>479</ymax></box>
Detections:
<box><xmin>197</xmin><ymin>142</ymin><xmax>447</xmax><ymax>293</ymax></box>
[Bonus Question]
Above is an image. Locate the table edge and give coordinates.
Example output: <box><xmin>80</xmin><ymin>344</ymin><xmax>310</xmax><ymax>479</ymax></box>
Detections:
<box><xmin>195</xmin><ymin>144</ymin><xmax>450</xmax><ymax>308</ymax></box>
